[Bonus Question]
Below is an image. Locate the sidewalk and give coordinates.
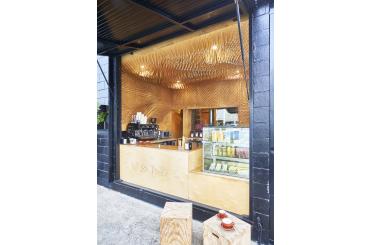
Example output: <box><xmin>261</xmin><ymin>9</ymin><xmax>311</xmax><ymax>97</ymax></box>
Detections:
<box><xmin>97</xmin><ymin>185</ymin><xmax>203</xmax><ymax>245</ymax></box>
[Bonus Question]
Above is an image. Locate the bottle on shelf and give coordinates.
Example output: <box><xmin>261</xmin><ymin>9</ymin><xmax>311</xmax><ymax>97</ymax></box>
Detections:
<box><xmin>184</xmin><ymin>141</ymin><xmax>192</xmax><ymax>150</ymax></box>
<box><xmin>227</xmin><ymin>146</ymin><xmax>232</xmax><ymax>157</ymax></box>
<box><xmin>218</xmin><ymin>129</ymin><xmax>224</xmax><ymax>142</ymax></box>
<box><xmin>212</xmin><ymin>130</ymin><xmax>217</xmax><ymax>142</ymax></box>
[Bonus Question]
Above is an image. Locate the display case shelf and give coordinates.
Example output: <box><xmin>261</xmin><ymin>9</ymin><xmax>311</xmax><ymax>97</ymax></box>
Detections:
<box><xmin>202</xmin><ymin>141</ymin><xmax>248</xmax><ymax>148</ymax></box>
<box><xmin>202</xmin><ymin>126</ymin><xmax>250</xmax><ymax>179</ymax></box>
<box><xmin>205</xmin><ymin>156</ymin><xmax>249</xmax><ymax>164</ymax></box>
<box><xmin>203</xmin><ymin>169</ymin><xmax>249</xmax><ymax>179</ymax></box>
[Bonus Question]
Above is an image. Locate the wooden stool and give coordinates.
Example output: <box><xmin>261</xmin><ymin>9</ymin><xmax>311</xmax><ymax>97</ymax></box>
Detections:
<box><xmin>203</xmin><ymin>212</ymin><xmax>251</xmax><ymax>245</ymax></box>
<box><xmin>160</xmin><ymin>202</ymin><xmax>192</xmax><ymax>245</ymax></box>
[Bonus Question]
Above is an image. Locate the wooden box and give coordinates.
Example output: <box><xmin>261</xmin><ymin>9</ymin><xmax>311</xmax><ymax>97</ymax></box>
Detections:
<box><xmin>160</xmin><ymin>202</ymin><xmax>192</xmax><ymax>245</ymax></box>
<box><xmin>203</xmin><ymin>213</ymin><xmax>251</xmax><ymax>245</ymax></box>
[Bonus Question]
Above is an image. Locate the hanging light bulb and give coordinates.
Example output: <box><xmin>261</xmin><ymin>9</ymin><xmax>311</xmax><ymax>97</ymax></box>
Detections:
<box><xmin>170</xmin><ymin>80</ymin><xmax>184</xmax><ymax>89</ymax></box>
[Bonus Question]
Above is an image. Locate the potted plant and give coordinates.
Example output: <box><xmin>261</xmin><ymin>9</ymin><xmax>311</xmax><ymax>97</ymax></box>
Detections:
<box><xmin>97</xmin><ymin>104</ymin><xmax>108</xmax><ymax>129</ymax></box>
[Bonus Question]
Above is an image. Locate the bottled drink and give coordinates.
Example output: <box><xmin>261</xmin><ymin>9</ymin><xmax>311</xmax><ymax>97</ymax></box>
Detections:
<box><xmin>212</xmin><ymin>130</ymin><xmax>217</xmax><ymax>142</ymax></box>
<box><xmin>219</xmin><ymin>129</ymin><xmax>224</xmax><ymax>142</ymax></box>
<box><xmin>222</xmin><ymin>146</ymin><xmax>227</xmax><ymax>157</ymax></box>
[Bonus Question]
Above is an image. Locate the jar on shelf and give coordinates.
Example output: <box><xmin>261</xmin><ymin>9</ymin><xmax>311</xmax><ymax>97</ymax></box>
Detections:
<box><xmin>232</xmin><ymin>146</ymin><xmax>236</xmax><ymax>158</ymax></box>
<box><xmin>236</xmin><ymin>147</ymin><xmax>241</xmax><ymax>158</ymax></box>
<box><xmin>227</xmin><ymin>146</ymin><xmax>232</xmax><ymax>157</ymax></box>
<box><xmin>222</xmin><ymin>146</ymin><xmax>227</xmax><ymax>157</ymax></box>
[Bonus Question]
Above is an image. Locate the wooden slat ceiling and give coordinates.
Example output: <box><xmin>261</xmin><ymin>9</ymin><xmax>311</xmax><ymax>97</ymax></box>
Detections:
<box><xmin>97</xmin><ymin>0</ymin><xmax>255</xmax><ymax>56</ymax></box>
<box><xmin>122</xmin><ymin>20</ymin><xmax>249</xmax><ymax>89</ymax></box>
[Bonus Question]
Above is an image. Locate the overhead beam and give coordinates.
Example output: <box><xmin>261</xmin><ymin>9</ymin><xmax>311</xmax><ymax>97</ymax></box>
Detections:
<box><xmin>98</xmin><ymin>37</ymin><xmax>119</xmax><ymax>47</ymax></box>
<box><xmin>113</xmin><ymin>13</ymin><xmax>240</xmax><ymax>57</ymax></box>
<box><xmin>125</xmin><ymin>0</ymin><xmax>195</xmax><ymax>32</ymax></box>
<box><xmin>121</xmin><ymin>16</ymin><xmax>236</xmax><ymax>56</ymax></box>
<box><xmin>98</xmin><ymin>38</ymin><xmax>142</xmax><ymax>54</ymax></box>
<box><xmin>98</xmin><ymin>0</ymin><xmax>235</xmax><ymax>55</ymax></box>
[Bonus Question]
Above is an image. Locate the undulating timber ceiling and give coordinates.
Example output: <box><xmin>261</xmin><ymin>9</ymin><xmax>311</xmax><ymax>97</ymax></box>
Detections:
<box><xmin>122</xmin><ymin>20</ymin><xmax>249</xmax><ymax>90</ymax></box>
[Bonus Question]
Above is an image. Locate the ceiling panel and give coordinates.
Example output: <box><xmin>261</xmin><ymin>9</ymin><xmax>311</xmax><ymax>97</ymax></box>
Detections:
<box><xmin>148</xmin><ymin>0</ymin><xmax>220</xmax><ymax>19</ymax></box>
<box><xmin>98</xmin><ymin>0</ymin><xmax>169</xmax><ymax>41</ymax></box>
<box><xmin>97</xmin><ymin>0</ymin><xmax>250</xmax><ymax>56</ymax></box>
<box><xmin>122</xmin><ymin>20</ymin><xmax>249</xmax><ymax>89</ymax></box>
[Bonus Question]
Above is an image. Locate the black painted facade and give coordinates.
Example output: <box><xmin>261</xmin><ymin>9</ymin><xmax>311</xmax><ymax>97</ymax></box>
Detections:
<box><xmin>249</xmin><ymin>1</ymin><xmax>274</xmax><ymax>244</ymax></box>
<box><xmin>97</xmin><ymin>129</ymin><xmax>110</xmax><ymax>187</ymax></box>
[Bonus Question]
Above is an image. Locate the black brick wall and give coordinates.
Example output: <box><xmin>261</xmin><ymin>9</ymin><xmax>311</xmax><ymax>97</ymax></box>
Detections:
<box><xmin>97</xmin><ymin>129</ymin><xmax>110</xmax><ymax>187</ymax></box>
<box><xmin>250</xmin><ymin>1</ymin><xmax>274</xmax><ymax>244</ymax></box>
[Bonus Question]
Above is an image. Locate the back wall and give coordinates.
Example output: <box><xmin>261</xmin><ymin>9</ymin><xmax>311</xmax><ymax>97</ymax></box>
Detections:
<box><xmin>121</xmin><ymin>73</ymin><xmax>249</xmax><ymax>137</ymax></box>
<box><xmin>121</xmin><ymin>73</ymin><xmax>182</xmax><ymax>138</ymax></box>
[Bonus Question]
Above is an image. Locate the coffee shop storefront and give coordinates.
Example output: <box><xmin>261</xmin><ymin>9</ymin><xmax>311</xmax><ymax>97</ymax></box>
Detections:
<box><xmin>119</xmin><ymin>20</ymin><xmax>250</xmax><ymax>216</ymax></box>
<box><xmin>98</xmin><ymin>0</ymin><xmax>273</xmax><ymax>244</ymax></box>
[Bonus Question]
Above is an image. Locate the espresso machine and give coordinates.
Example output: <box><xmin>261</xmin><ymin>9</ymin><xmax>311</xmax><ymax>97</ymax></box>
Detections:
<box><xmin>126</xmin><ymin>123</ymin><xmax>159</xmax><ymax>140</ymax></box>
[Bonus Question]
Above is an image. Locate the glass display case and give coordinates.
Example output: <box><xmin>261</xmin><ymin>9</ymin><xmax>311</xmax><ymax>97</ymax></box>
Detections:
<box><xmin>202</xmin><ymin>127</ymin><xmax>249</xmax><ymax>179</ymax></box>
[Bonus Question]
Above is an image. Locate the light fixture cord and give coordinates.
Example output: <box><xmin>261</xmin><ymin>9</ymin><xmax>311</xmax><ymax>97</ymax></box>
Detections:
<box><xmin>234</xmin><ymin>0</ymin><xmax>250</xmax><ymax>100</ymax></box>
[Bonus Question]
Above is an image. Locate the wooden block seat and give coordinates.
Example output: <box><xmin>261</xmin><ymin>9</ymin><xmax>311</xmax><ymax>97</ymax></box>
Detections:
<box><xmin>203</xmin><ymin>212</ymin><xmax>251</xmax><ymax>245</ymax></box>
<box><xmin>160</xmin><ymin>202</ymin><xmax>192</xmax><ymax>245</ymax></box>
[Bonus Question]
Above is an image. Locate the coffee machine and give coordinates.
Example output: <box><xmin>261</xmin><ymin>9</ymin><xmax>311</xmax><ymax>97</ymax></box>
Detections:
<box><xmin>127</xmin><ymin>123</ymin><xmax>159</xmax><ymax>140</ymax></box>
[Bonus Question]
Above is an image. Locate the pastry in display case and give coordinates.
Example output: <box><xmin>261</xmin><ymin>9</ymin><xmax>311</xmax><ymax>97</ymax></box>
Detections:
<box><xmin>202</xmin><ymin>127</ymin><xmax>249</xmax><ymax>179</ymax></box>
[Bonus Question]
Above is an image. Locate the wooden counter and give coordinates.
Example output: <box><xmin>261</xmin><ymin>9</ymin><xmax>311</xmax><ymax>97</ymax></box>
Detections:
<box><xmin>188</xmin><ymin>168</ymin><xmax>249</xmax><ymax>215</ymax></box>
<box><xmin>120</xmin><ymin>144</ymin><xmax>249</xmax><ymax>215</ymax></box>
<box><xmin>120</xmin><ymin>144</ymin><xmax>202</xmax><ymax>199</ymax></box>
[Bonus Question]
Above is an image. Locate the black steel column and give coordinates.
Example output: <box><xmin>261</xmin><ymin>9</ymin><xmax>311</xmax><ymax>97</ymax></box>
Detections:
<box><xmin>108</xmin><ymin>56</ymin><xmax>121</xmax><ymax>182</ymax></box>
<box><xmin>248</xmin><ymin>0</ymin><xmax>274</xmax><ymax>244</ymax></box>
<box><xmin>268</xmin><ymin>1</ymin><xmax>274</xmax><ymax>243</ymax></box>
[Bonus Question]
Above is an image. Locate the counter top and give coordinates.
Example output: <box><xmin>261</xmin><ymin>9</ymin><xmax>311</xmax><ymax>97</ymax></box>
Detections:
<box><xmin>121</xmin><ymin>143</ymin><xmax>201</xmax><ymax>152</ymax></box>
<box><xmin>147</xmin><ymin>138</ymin><xmax>178</xmax><ymax>144</ymax></box>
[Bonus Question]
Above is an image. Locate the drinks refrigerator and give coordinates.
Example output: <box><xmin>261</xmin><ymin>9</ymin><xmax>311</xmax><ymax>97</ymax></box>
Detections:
<box><xmin>202</xmin><ymin>127</ymin><xmax>249</xmax><ymax>179</ymax></box>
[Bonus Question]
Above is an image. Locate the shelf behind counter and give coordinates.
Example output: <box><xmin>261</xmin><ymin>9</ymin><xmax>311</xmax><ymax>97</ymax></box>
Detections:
<box><xmin>122</xmin><ymin>141</ymin><xmax>201</xmax><ymax>153</ymax></box>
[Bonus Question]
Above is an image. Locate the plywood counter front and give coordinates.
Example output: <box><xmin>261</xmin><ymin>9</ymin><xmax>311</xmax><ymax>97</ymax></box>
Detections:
<box><xmin>188</xmin><ymin>169</ymin><xmax>249</xmax><ymax>215</ymax></box>
<box><xmin>120</xmin><ymin>144</ymin><xmax>202</xmax><ymax>199</ymax></box>
<box><xmin>120</xmin><ymin>144</ymin><xmax>249</xmax><ymax>215</ymax></box>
